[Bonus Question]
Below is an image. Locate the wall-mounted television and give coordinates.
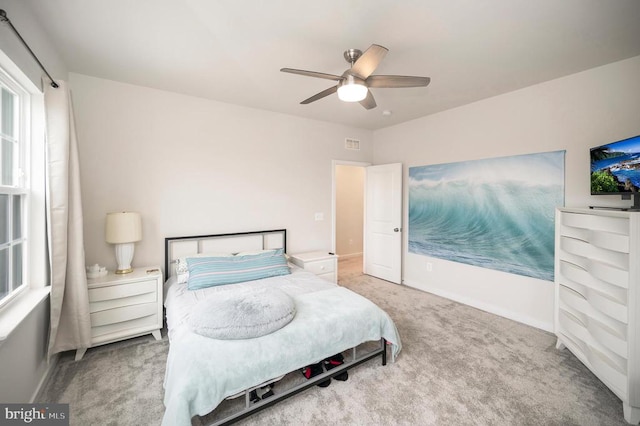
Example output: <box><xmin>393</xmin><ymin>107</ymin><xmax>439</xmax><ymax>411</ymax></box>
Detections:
<box><xmin>590</xmin><ymin>134</ymin><xmax>640</xmax><ymax>210</ymax></box>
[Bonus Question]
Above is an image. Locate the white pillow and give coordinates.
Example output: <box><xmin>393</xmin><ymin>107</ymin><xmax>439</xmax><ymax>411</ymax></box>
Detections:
<box><xmin>187</xmin><ymin>287</ymin><xmax>296</xmax><ymax>339</ymax></box>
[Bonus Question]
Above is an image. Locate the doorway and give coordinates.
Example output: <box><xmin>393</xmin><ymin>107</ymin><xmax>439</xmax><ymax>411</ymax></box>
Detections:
<box><xmin>332</xmin><ymin>161</ymin><xmax>404</xmax><ymax>285</ymax></box>
<box><xmin>332</xmin><ymin>160</ymin><xmax>369</xmax><ymax>282</ymax></box>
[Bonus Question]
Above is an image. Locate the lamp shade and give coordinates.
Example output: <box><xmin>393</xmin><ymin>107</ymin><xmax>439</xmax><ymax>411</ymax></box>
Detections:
<box><xmin>105</xmin><ymin>212</ymin><xmax>142</xmax><ymax>244</ymax></box>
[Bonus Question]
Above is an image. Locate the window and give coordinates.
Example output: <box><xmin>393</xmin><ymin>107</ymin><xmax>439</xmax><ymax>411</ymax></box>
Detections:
<box><xmin>0</xmin><ymin>49</ymin><xmax>46</xmax><ymax>339</ymax></box>
<box><xmin>0</xmin><ymin>66</ymin><xmax>28</xmax><ymax>306</ymax></box>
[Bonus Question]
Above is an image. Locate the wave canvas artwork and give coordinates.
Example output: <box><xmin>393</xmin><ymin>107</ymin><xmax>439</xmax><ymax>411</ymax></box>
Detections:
<box><xmin>408</xmin><ymin>151</ymin><xmax>565</xmax><ymax>281</ymax></box>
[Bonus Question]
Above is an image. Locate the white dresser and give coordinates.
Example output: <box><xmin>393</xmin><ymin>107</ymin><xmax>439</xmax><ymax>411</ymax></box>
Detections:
<box><xmin>76</xmin><ymin>266</ymin><xmax>163</xmax><ymax>360</ymax></box>
<box><xmin>289</xmin><ymin>251</ymin><xmax>338</xmax><ymax>283</ymax></box>
<box><xmin>554</xmin><ymin>208</ymin><xmax>639</xmax><ymax>424</ymax></box>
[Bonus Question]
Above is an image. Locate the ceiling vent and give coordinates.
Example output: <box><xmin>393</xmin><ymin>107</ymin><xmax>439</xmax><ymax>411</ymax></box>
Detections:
<box><xmin>345</xmin><ymin>138</ymin><xmax>360</xmax><ymax>150</ymax></box>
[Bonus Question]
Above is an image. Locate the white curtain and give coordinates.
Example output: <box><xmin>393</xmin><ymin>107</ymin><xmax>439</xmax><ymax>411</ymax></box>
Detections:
<box><xmin>44</xmin><ymin>80</ymin><xmax>91</xmax><ymax>358</ymax></box>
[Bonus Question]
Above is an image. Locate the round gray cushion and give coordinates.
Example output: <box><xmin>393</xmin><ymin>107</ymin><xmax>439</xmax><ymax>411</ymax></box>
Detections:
<box><xmin>187</xmin><ymin>288</ymin><xmax>296</xmax><ymax>340</ymax></box>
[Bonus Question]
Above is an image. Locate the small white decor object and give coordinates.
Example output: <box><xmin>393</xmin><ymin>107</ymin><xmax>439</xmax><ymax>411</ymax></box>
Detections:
<box><xmin>86</xmin><ymin>264</ymin><xmax>107</xmax><ymax>279</ymax></box>
<box><xmin>105</xmin><ymin>211</ymin><xmax>142</xmax><ymax>274</ymax></box>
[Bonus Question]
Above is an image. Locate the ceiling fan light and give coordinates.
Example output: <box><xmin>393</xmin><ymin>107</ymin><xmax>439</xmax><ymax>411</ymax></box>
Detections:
<box><xmin>337</xmin><ymin>83</ymin><xmax>368</xmax><ymax>102</ymax></box>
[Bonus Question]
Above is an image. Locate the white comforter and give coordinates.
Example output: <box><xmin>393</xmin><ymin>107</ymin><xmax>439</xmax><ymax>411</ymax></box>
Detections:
<box><xmin>162</xmin><ymin>269</ymin><xmax>402</xmax><ymax>426</ymax></box>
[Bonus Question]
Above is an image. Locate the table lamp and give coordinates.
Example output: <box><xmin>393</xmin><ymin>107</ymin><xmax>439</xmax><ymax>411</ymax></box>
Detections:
<box><xmin>105</xmin><ymin>211</ymin><xmax>142</xmax><ymax>274</ymax></box>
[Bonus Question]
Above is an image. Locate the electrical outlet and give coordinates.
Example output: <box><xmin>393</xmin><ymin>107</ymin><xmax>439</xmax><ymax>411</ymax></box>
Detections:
<box><xmin>426</xmin><ymin>262</ymin><xmax>433</xmax><ymax>272</ymax></box>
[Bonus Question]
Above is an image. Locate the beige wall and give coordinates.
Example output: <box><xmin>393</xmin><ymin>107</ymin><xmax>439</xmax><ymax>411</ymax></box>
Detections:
<box><xmin>335</xmin><ymin>165</ymin><xmax>364</xmax><ymax>256</ymax></box>
<box><xmin>373</xmin><ymin>56</ymin><xmax>640</xmax><ymax>331</ymax></box>
<box><xmin>69</xmin><ymin>73</ymin><xmax>374</xmax><ymax>271</ymax></box>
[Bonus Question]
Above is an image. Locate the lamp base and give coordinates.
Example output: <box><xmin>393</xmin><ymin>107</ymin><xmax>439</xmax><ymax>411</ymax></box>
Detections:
<box><xmin>114</xmin><ymin>242</ymin><xmax>136</xmax><ymax>275</ymax></box>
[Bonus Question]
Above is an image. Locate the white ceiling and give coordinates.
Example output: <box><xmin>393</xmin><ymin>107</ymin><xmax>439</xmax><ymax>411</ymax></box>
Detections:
<box><xmin>22</xmin><ymin>0</ymin><xmax>640</xmax><ymax>130</ymax></box>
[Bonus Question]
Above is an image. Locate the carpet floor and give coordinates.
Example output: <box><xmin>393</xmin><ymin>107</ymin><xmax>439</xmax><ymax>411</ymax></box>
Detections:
<box><xmin>38</xmin><ymin>258</ymin><xmax>627</xmax><ymax>425</ymax></box>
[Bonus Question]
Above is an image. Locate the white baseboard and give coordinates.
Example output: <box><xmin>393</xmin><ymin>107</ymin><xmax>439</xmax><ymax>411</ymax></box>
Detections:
<box><xmin>31</xmin><ymin>352</ymin><xmax>60</xmax><ymax>402</ymax></box>
<box><xmin>403</xmin><ymin>279</ymin><xmax>554</xmax><ymax>333</ymax></box>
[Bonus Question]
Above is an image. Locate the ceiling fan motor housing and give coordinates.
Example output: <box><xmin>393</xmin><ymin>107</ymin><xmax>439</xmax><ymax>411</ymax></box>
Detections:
<box><xmin>344</xmin><ymin>49</ymin><xmax>363</xmax><ymax>65</ymax></box>
<box><xmin>339</xmin><ymin>73</ymin><xmax>366</xmax><ymax>87</ymax></box>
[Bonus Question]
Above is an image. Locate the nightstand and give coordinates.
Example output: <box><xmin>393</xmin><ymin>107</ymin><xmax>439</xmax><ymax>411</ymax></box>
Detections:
<box><xmin>289</xmin><ymin>251</ymin><xmax>338</xmax><ymax>283</ymax></box>
<box><xmin>75</xmin><ymin>266</ymin><xmax>163</xmax><ymax>361</ymax></box>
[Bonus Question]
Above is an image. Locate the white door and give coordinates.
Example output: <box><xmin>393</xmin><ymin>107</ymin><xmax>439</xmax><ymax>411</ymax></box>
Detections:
<box><xmin>364</xmin><ymin>163</ymin><xmax>402</xmax><ymax>284</ymax></box>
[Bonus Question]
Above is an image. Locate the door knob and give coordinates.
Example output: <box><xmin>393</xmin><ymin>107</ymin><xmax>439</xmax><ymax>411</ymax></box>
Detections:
<box><xmin>393</xmin><ymin>228</ymin><xmax>400</xmax><ymax>232</ymax></box>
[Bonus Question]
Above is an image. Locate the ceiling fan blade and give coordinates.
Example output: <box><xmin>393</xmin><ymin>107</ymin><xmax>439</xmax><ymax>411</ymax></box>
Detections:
<box><xmin>350</xmin><ymin>44</ymin><xmax>388</xmax><ymax>79</ymax></box>
<box><xmin>280</xmin><ymin>68</ymin><xmax>342</xmax><ymax>81</ymax></box>
<box><xmin>359</xmin><ymin>90</ymin><xmax>377</xmax><ymax>110</ymax></box>
<box><xmin>366</xmin><ymin>75</ymin><xmax>431</xmax><ymax>88</ymax></box>
<box><xmin>300</xmin><ymin>85</ymin><xmax>338</xmax><ymax>104</ymax></box>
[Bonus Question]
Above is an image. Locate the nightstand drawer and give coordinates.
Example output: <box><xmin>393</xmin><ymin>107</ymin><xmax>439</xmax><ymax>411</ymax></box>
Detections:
<box><xmin>91</xmin><ymin>312</ymin><xmax>158</xmax><ymax>339</ymax></box>
<box><xmin>90</xmin><ymin>302</ymin><xmax>158</xmax><ymax>328</ymax></box>
<box><xmin>89</xmin><ymin>282</ymin><xmax>158</xmax><ymax>313</ymax></box>
<box><xmin>89</xmin><ymin>280</ymin><xmax>157</xmax><ymax>303</ymax></box>
<box><xmin>303</xmin><ymin>259</ymin><xmax>335</xmax><ymax>275</ymax></box>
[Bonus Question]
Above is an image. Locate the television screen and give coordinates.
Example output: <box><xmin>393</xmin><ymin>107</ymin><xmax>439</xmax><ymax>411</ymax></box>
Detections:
<box><xmin>590</xmin><ymin>134</ymin><xmax>640</xmax><ymax>195</ymax></box>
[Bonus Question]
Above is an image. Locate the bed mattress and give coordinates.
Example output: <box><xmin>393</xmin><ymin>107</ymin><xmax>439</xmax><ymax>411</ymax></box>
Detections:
<box><xmin>162</xmin><ymin>268</ymin><xmax>401</xmax><ymax>425</ymax></box>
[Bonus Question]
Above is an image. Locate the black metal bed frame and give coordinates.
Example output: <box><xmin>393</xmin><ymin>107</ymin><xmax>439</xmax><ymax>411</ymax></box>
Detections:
<box><xmin>164</xmin><ymin>229</ymin><xmax>287</xmax><ymax>279</ymax></box>
<box><xmin>163</xmin><ymin>229</ymin><xmax>389</xmax><ymax>425</ymax></box>
<box><xmin>211</xmin><ymin>339</ymin><xmax>387</xmax><ymax>426</ymax></box>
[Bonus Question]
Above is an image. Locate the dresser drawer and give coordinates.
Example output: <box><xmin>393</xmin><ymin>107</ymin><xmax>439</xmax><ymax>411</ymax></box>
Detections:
<box><xmin>559</xmin><ymin>327</ymin><xmax>628</xmax><ymax>401</ymax></box>
<box><xmin>559</xmin><ymin>235</ymin><xmax>629</xmax><ymax>268</ymax></box>
<box><xmin>558</xmin><ymin>286</ymin><xmax>628</xmax><ymax>358</ymax></box>
<box><xmin>558</xmin><ymin>248</ymin><xmax>629</xmax><ymax>290</ymax></box>
<box><xmin>557</xmin><ymin>308</ymin><xmax>627</xmax><ymax>372</ymax></box>
<box><xmin>560</xmin><ymin>212</ymin><xmax>630</xmax><ymax>237</ymax></box>
<box><xmin>558</xmin><ymin>261</ymin><xmax>628</xmax><ymax>323</ymax></box>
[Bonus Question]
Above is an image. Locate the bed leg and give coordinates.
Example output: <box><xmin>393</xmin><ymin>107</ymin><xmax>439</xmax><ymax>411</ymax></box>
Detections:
<box><xmin>381</xmin><ymin>338</ymin><xmax>387</xmax><ymax>366</ymax></box>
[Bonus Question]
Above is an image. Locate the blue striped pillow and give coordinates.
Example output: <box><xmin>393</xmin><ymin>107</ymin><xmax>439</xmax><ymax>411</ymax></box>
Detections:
<box><xmin>186</xmin><ymin>248</ymin><xmax>290</xmax><ymax>290</ymax></box>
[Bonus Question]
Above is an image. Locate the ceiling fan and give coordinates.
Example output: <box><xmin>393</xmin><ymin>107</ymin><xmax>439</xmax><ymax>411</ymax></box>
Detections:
<box><xmin>280</xmin><ymin>44</ymin><xmax>430</xmax><ymax>110</ymax></box>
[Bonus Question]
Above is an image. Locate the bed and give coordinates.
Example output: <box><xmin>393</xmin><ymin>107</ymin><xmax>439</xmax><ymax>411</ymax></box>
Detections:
<box><xmin>162</xmin><ymin>229</ymin><xmax>402</xmax><ymax>425</ymax></box>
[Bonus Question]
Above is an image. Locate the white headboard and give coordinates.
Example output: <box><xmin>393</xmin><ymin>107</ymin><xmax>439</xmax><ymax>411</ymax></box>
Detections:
<box><xmin>164</xmin><ymin>229</ymin><xmax>287</xmax><ymax>279</ymax></box>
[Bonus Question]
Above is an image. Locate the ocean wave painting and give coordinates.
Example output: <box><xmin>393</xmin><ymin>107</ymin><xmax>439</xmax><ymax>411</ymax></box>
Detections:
<box><xmin>408</xmin><ymin>151</ymin><xmax>565</xmax><ymax>281</ymax></box>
